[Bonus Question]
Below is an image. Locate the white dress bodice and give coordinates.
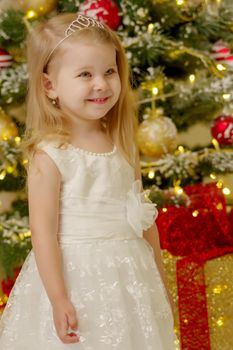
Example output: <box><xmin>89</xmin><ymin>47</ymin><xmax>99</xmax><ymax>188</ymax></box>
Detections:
<box><xmin>38</xmin><ymin>141</ymin><xmax>157</xmax><ymax>242</ymax></box>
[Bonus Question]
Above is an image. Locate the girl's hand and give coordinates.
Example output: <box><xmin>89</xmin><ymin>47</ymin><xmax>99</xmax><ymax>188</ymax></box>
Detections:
<box><xmin>52</xmin><ymin>298</ymin><xmax>80</xmax><ymax>344</ymax></box>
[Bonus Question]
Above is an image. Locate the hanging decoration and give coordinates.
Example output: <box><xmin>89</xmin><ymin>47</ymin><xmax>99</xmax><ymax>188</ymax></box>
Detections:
<box><xmin>79</xmin><ymin>0</ymin><xmax>121</xmax><ymax>30</ymax></box>
<box><xmin>211</xmin><ymin>115</ymin><xmax>233</xmax><ymax>146</ymax></box>
<box><xmin>0</xmin><ymin>48</ymin><xmax>12</xmax><ymax>68</ymax></box>
<box><xmin>17</xmin><ymin>0</ymin><xmax>58</xmax><ymax>18</ymax></box>
<box><xmin>137</xmin><ymin>108</ymin><xmax>178</xmax><ymax>158</ymax></box>
<box><xmin>211</xmin><ymin>41</ymin><xmax>233</xmax><ymax>68</ymax></box>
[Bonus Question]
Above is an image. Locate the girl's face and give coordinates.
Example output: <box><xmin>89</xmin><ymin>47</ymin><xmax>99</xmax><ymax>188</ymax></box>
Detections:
<box><xmin>45</xmin><ymin>39</ymin><xmax>121</xmax><ymax>125</ymax></box>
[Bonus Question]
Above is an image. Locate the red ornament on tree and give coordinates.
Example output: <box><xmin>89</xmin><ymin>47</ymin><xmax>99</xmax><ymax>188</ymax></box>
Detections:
<box><xmin>211</xmin><ymin>41</ymin><xmax>233</xmax><ymax>67</ymax></box>
<box><xmin>79</xmin><ymin>0</ymin><xmax>121</xmax><ymax>30</ymax></box>
<box><xmin>0</xmin><ymin>48</ymin><xmax>12</xmax><ymax>68</ymax></box>
<box><xmin>211</xmin><ymin>114</ymin><xmax>233</xmax><ymax>145</ymax></box>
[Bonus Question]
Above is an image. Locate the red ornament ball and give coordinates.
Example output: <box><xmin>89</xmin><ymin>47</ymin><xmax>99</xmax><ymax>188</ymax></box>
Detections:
<box><xmin>211</xmin><ymin>41</ymin><xmax>233</xmax><ymax>68</ymax></box>
<box><xmin>79</xmin><ymin>0</ymin><xmax>121</xmax><ymax>30</ymax></box>
<box><xmin>0</xmin><ymin>48</ymin><xmax>12</xmax><ymax>68</ymax></box>
<box><xmin>211</xmin><ymin>115</ymin><xmax>233</xmax><ymax>145</ymax></box>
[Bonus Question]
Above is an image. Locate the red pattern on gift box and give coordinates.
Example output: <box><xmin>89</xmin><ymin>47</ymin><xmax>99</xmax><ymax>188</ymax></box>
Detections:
<box><xmin>157</xmin><ymin>183</ymin><xmax>232</xmax><ymax>256</ymax></box>
<box><xmin>177</xmin><ymin>247</ymin><xmax>233</xmax><ymax>350</ymax></box>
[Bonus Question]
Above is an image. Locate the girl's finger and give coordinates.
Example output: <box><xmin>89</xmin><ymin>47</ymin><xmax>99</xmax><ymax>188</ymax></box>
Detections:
<box><xmin>67</xmin><ymin>310</ymin><xmax>78</xmax><ymax>330</ymax></box>
<box><xmin>61</xmin><ymin>333</ymin><xmax>80</xmax><ymax>344</ymax></box>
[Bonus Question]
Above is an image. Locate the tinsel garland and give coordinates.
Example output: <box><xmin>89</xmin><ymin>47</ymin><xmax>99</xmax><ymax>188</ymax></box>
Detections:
<box><xmin>0</xmin><ymin>138</ymin><xmax>232</xmax><ymax>193</ymax></box>
<box><xmin>141</xmin><ymin>148</ymin><xmax>233</xmax><ymax>189</ymax></box>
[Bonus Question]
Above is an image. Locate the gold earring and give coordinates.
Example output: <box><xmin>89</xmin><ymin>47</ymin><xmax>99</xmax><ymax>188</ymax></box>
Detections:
<box><xmin>52</xmin><ymin>99</ymin><xmax>56</xmax><ymax>105</ymax></box>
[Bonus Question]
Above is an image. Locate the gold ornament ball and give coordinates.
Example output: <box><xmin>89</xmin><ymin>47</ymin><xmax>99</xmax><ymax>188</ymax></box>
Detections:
<box><xmin>137</xmin><ymin>115</ymin><xmax>178</xmax><ymax>157</ymax></box>
<box><xmin>0</xmin><ymin>109</ymin><xmax>18</xmax><ymax>140</ymax></box>
<box><xmin>17</xmin><ymin>0</ymin><xmax>57</xmax><ymax>17</ymax></box>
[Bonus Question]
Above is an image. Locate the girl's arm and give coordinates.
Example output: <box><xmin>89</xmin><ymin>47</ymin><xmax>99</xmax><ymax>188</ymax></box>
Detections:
<box><xmin>143</xmin><ymin>223</ymin><xmax>175</xmax><ymax>316</ymax></box>
<box><xmin>134</xmin><ymin>149</ymin><xmax>175</xmax><ymax>316</ymax></box>
<box><xmin>27</xmin><ymin>150</ymin><xmax>79</xmax><ymax>343</ymax></box>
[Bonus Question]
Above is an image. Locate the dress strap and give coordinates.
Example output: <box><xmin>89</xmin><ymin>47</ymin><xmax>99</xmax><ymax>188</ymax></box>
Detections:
<box><xmin>37</xmin><ymin>141</ymin><xmax>72</xmax><ymax>182</ymax></box>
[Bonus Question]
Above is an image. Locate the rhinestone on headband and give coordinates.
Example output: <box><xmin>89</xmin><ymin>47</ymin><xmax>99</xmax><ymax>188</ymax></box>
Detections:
<box><xmin>46</xmin><ymin>14</ymin><xmax>105</xmax><ymax>62</ymax></box>
<box><xmin>66</xmin><ymin>14</ymin><xmax>105</xmax><ymax>35</ymax></box>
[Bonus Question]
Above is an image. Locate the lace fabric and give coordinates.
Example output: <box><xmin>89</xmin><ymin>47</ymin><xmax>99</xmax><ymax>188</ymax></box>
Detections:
<box><xmin>0</xmin><ymin>141</ymin><xmax>175</xmax><ymax>349</ymax></box>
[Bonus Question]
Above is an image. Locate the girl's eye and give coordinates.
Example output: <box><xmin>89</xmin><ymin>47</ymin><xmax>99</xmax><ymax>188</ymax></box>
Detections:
<box><xmin>78</xmin><ymin>72</ymin><xmax>91</xmax><ymax>78</ymax></box>
<box><xmin>105</xmin><ymin>68</ymin><xmax>116</xmax><ymax>75</ymax></box>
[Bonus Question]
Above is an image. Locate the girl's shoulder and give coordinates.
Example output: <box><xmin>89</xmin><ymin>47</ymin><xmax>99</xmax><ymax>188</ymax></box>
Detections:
<box><xmin>36</xmin><ymin>139</ymin><xmax>75</xmax><ymax>182</ymax></box>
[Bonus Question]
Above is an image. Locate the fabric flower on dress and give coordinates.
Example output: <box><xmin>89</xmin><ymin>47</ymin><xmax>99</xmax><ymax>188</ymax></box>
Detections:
<box><xmin>126</xmin><ymin>180</ymin><xmax>158</xmax><ymax>237</ymax></box>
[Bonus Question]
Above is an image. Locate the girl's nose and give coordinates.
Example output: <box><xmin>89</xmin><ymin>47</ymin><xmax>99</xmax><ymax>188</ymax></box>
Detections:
<box><xmin>93</xmin><ymin>76</ymin><xmax>108</xmax><ymax>91</ymax></box>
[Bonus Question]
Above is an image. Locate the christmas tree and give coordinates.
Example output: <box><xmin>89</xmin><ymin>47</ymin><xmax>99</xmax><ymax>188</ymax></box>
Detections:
<box><xmin>0</xmin><ymin>0</ymin><xmax>233</xmax><ymax>348</ymax></box>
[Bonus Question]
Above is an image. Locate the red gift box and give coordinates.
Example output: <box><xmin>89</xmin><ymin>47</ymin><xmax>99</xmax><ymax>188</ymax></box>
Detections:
<box><xmin>156</xmin><ymin>183</ymin><xmax>233</xmax><ymax>350</ymax></box>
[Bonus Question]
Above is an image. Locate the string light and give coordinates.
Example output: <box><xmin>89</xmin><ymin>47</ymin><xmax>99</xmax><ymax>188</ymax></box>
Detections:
<box><xmin>174</xmin><ymin>186</ymin><xmax>183</xmax><ymax>195</ymax></box>
<box><xmin>14</xmin><ymin>136</ymin><xmax>21</xmax><ymax>144</ymax></box>
<box><xmin>223</xmin><ymin>93</ymin><xmax>231</xmax><ymax>101</ymax></box>
<box><xmin>189</xmin><ymin>74</ymin><xmax>196</xmax><ymax>83</ymax></box>
<box><xmin>162</xmin><ymin>207</ymin><xmax>168</xmax><ymax>213</ymax></box>
<box><xmin>210</xmin><ymin>173</ymin><xmax>217</xmax><ymax>180</ymax></box>
<box><xmin>26</xmin><ymin>10</ymin><xmax>37</xmax><ymax>19</ymax></box>
<box><xmin>148</xmin><ymin>170</ymin><xmax>155</xmax><ymax>179</ymax></box>
<box><xmin>148</xmin><ymin>23</ymin><xmax>154</xmax><ymax>33</ymax></box>
<box><xmin>0</xmin><ymin>170</ymin><xmax>6</xmax><ymax>180</ymax></box>
<box><xmin>216</xmin><ymin>180</ymin><xmax>223</xmax><ymax>189</ymax></box>
<box><xmin>177</xmin><ymin>145</ymin><xmax>185</xmax><ymax>153</ymax></box>
<box><xmin>152</xmin><ymin>86</ymin><xmax>159</xmax><ymax>95</ymax></box>
<box><xmin>6</xmin><ymin>166</ymin><xmax>14</xmax><ymax>174</ymax></box>
<box><xmin>217</xmin><ymin>63</ymin><xmax>227</xmax><ymax>71</ymax></box>
<box><xmin>223</xmin><ymin>187</ymin><xmax>231</xmax><ymax>195</ymax></box>
<box><xmin>176</xmin><ymin>0</ymin><xmax>184</xmax><ymax>5</ymax></box>
<box><xmin>192</xmin><ymin>210</ymin><xmax>199</xmax><ymax>217</ymax></box>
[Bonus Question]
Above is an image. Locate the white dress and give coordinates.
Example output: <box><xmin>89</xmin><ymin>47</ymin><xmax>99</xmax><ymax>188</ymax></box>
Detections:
<box><xmin>0</xmin><ymin>141</ymin><xmax>174</xmax><ymax>350</ymax></box>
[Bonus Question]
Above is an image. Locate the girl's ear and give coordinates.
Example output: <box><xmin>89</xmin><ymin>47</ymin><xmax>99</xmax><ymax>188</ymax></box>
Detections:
<box><xmin>42</xmin><ymin>73</ymin><xmax>57</xmax><ymax>99</ymax></box>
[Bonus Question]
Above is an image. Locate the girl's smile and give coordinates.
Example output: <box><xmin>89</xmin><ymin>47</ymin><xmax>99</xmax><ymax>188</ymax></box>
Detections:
<box><xmin>86</xmin><ymin>97</ymin><xmax>110</xmax><ymax>104</ymax></box>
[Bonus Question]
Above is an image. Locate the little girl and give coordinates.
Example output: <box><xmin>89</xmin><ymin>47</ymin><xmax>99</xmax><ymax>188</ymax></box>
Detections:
<box><xmin>0</xmin><ymin>13</ymin><xmax>175</xmax><ymax>349</ymax></box>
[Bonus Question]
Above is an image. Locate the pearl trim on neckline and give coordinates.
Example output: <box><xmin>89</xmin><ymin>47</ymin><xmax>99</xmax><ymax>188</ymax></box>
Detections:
<box><xmin>67</xmin><ymin>143</ymin><xmax>117</xmax><ymax>157</ymax></box>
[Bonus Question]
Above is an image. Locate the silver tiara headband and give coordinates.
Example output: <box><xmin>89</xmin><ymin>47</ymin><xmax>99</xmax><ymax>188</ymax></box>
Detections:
<box><xmin>46</xmin><ymin>14</ymin><xmax>105</xmax><ymax>63</ymax></box>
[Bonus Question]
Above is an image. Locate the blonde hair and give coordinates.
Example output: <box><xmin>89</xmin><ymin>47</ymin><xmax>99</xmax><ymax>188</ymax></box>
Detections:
<box><xmin>23</xmin><ymin>13</ymin><xmax>137</xmax><ymax>165</ymax></box>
